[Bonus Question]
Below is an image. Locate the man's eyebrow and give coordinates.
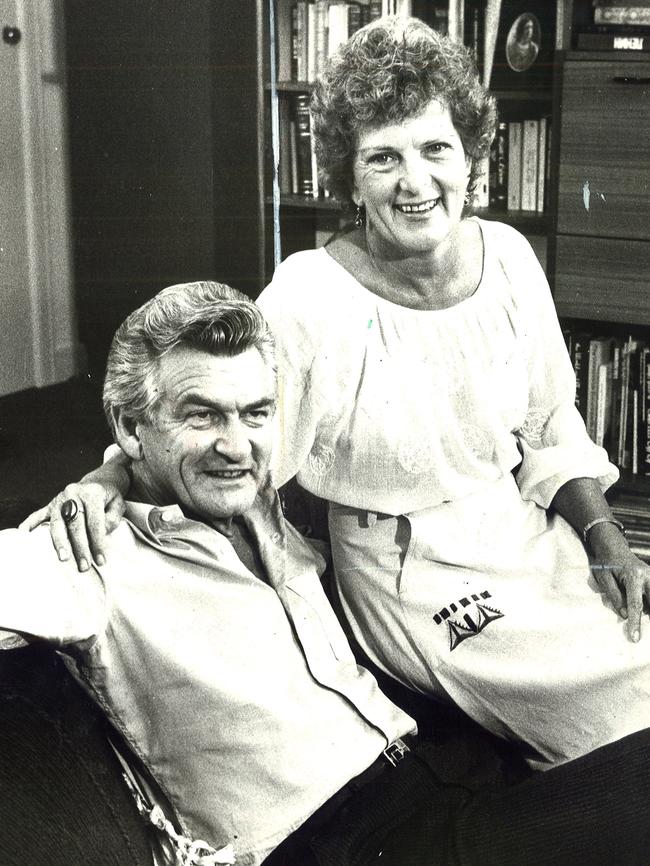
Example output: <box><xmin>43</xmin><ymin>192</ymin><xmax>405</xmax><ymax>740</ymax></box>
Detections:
<box><xmin>177</xmin><ymin>394</ymin><xmax>276</xmax><ymax>411</ymax></box>
<box><xmin>243</xmin><ymin>396</ymin><xmax>276</xmax><ymax>411</ymax></box>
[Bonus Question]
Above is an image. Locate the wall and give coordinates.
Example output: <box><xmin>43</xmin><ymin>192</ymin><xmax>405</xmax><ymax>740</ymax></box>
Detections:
<box><xmin>64</xmin><ymin>0</ymin><xmax>219</xmax><ymax>379</ymax></box>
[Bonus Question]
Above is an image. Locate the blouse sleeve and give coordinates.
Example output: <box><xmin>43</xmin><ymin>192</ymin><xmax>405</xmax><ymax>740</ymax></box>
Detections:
<box><xmin>257</xmin><ymin>256</ymin><xmax>324</xmax><ymax>488</ymax></box>
<box><xmin>0</xmin><ymin>526</ymin><xmax>106</xmax><ymax>644</ymax></box>
<box><xmin>503</xmin><ymin>230</ymin><xmax>619</xmax><ymax>508</ymax></box>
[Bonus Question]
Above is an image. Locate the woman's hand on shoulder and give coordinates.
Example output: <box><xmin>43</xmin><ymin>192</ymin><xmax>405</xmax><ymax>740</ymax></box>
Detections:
<box><xmin>589</xmin><ymin>524</ymin><xmax>650</xmax><ymax>643</ymax></box>
<box><xmin>19</xmin><ymin>454</ymin><xmax>131</xmax><ymax>571</ymax></box>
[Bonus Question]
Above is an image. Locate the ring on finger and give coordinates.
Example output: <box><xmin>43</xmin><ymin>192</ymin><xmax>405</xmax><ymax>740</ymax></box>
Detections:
<box><xmin>61</xmin><ymin>499</ymin><xmax>85</xmax><ymax>526</ymax></box>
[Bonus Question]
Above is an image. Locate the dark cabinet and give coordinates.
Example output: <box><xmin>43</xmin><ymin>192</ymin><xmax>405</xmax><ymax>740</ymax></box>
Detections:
<box><xmin>554</xmin><ymin>54</ymin><xmax>650</xmax><ymax>325</ymax></box>
<box><xmin>557</xmin><ymin>59</ymin><xmax>650</xmax><ymax>240</ymax></box>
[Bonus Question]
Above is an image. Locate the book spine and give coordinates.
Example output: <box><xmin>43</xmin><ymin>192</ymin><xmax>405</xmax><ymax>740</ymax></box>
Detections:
<box><xmin>571</xmin><ymin>333</ymin><xmax>590</xmax><ymax>420</ymax></box>
<box><xmin>295</xmin><ymin>2</ymin><xmax>308</xmax><ymax>81</ymax></box>
<box><xmin>294</xmin><ymin>94</ymin><xmax>316</xmax><ymax>196</ymax></box>
<box><xmin>314</xmin><ymin>0</ymin><xmax>328</xmax><ymax>78</ymax></box>
<box><xmin>633</xmin><ymin>388</ymin><xmax>639</xmax><ymax>473</ymax></box>
<box><xmin>289</xmin><ymin>119</ymin><xmax>298</xmax><ymax>195</ymax></box>
<box><xmin>586</xmin><ymin>340</ymin><xmax>602</xmax><ymax>441</ymax></box>
<box><xmin>536</xmin><ymin>117</ymin><xmax>547</xmax><ymax>213</ymax></box>
<box><xmin>369</xmin><ymin>0</ymin><xmax>382</xmax><ymax>19</ymax></box>
<box><xmin>619</xmin><ymin>340</ymin><xmax>633</xmax><ymax>467</ymax></box>
<box><xmin>596</xmin><ymin>363</ymin><xmax>609</xmax><ymax>448</ymax></box>
<box><xmin>307</xmin><ymin>1</ymin><xmax>319</xmax><ymax>82</ymax></box>
<box><xmin>609</xmin><ymin>341</ymin><xmax>622</xmax><ymax>463</ymax></box>
<box><xmin>577</xmin><ymin>31</ymin><xmax>650</xmax><ymax>49</ymax></box>
<box><xmin>521</xmin><ymin>119</ymin><xmax>538</xmax><ymax>212</ymax></box>
<box><xmin>645</xmin><ymin>349</ymin><xmax>650</xmax><ymax>473</ymax></box>
<box><xmin>489</xmin><ymin>121</ymin><xmax>508</xmax><ymax>210</ymax></box>
<box><xmin>544</xmin><ymin>118</ymin><xmax>552</xmax><ymax>213</ymax></box>
<box><xmin>507</xmin><ymin>121</ymin><xmax>522</xmax><ymax>211</ymax></box>
<box><xmin>348</xmin><ymin>3</ymin><xmax>363</xmax><ymax>37</ymax></box>
<box><xmin>474</xmin><ymin>153</ymin><xmax>490</xmax><ymax>209</ymax></box>
<box><xmin>464</xmin><ymin>0</ymin><xmax>485</xmax><ymax>74</ymax></box>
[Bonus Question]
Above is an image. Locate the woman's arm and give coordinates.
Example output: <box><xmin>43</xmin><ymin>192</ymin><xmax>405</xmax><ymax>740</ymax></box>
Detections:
<box><xmin>552</xmin><ymin>477</ymin><xmax>650</xmax><ymax>642</ymax></box>
<box><xmin>20</xmin><ymin>448</ymin><xmax>131</xmax><ymax>571</ymax></box>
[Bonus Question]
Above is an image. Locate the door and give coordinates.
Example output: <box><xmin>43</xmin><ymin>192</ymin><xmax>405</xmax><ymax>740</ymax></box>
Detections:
<box><xmin>0</xmin><ymin>0</ymin><xmax>75</xmax><ymax>397</ymax></box>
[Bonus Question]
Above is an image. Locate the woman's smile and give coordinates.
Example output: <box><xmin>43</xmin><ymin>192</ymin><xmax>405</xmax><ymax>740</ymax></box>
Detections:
<box><xmin>394</xmin><ymin>199</ymin><xmax>439</xmax><ymax>214</ymax></box>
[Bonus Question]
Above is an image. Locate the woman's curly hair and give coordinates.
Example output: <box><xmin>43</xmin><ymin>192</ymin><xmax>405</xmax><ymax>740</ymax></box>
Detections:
<box><xmin>310</xmin><ymin>16</ymin><xmax>496</xmax><ymax>212</ymax></box>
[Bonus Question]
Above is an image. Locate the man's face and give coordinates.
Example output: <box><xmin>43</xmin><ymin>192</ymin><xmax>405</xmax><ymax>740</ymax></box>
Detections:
<box><xmin>131</xmin><ymin>344</ymin><xmax>276</xmax><ymax>521</ymax></box>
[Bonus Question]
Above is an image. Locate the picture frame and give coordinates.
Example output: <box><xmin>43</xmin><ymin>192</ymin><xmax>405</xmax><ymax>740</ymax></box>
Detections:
<box><xmin>489</xmin><ymin>0</ymin><xmax>556</xmax><ymax>91</ymax></box>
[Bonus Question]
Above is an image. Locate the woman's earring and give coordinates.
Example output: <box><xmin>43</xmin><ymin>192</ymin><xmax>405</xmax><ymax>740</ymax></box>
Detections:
<box><xmin>354</xmin><ymin>205</ymin><xmax>364</xmax><ymax>228</ymax></box>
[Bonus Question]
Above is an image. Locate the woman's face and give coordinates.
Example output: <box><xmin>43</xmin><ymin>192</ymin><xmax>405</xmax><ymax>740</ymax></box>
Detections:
<box><xmin>352</xmin><ymin>100</ymin><xmax>471</xmax><ymax>258</ymax></box>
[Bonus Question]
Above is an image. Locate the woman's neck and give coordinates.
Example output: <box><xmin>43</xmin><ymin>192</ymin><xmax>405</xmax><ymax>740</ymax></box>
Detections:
<box><xmin>328</xmin><ymin>219</ymin><xmax>482</xmax><ymax>311</ymax></box>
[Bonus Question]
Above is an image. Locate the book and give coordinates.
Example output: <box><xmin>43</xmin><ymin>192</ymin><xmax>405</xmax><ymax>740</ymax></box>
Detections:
<box><xmin>313</xmin><ymin>0</ymin><xmax>329</xmax><ymax>78</ymax></box>
<box><xmin>293</xmin><ymin>93</ymin><xmax>317</xmax><ymax>196</ymax></box>
<box><xmin>642</xmin><ymin>347</ymin><xmax>650</xmax><ymax>475</ymax></box>
<box><xmin>412</xmin><ymin>1</ymin><xmax>449</xmax><ymax>35</ymax></box>
<box><xmin>594</xmin><ymin>7</ymin><xmax>650</xmax><ymax>26</ymax></box>
<box><xmin>464</xmin><ymin>0</ymin><xmax>486</xmax><ymax>75</ymax></box>
<box><xmin>568</xmin><ymin>331</ymin><xmax>591</xmax><ymax>420</ymax></box>
<box><xmin>521</xmin><ymin>118</ymin><xmax>538</xmax><ymax>211</ymax></box>
<box><xmin>536</xmin><ymin>116</ymin><xmax>547</xmax><ymax>213</ymax></box>
<box><xmin>586</xmin><ymin>337</ymin><xmax>615</xmax><ymax>443</ymax></box>
<box><xmin>474</xmin><ymin>153</ymin><xmax>490</xmax><ymax>208</ymax></box>
<box><xmin>327</xmin><ymin>3</ymin><xmax>350</xmax><ymax>58</ymax></box>
<box><xmin>489</xmin><ymin>120</ymin><xmax>508</xmax><ymax>210</ymax></box>
<box><xmin>290</xmin><ymin>4</ymin><xmax>300</xmax><ymax>80</ymax></box>
<box><xmin>294</xmin><ymin>2</ymin><xmax>309</xmax><ymax>81</ymax></box>
<box><xmin>307</xmin><ymin>1</ymin><xmax>318</xmax><ymax>82</ymax></box>
<box><xmin>490</xmin><ymin>0</ymin><xmax>556</xmax><ymax>92</ymax></box>
<box><xmin>507</xmin><ymin>121</ymin><xmax>522</xmax><ymax>210</ymax></box>
<box><xmin>577</xmin><ymin>31</ymin><xmax>650</xmax><ymax>49</ymax></box>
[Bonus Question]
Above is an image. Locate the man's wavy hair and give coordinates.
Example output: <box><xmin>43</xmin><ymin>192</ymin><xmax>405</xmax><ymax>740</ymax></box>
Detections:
<box><xmin>103</xmin><ymin>281</ymin><xmax>275</xmax><ymax>438</ymax></box>
<box><xmin>311</xmin><ymin>16</ymin><xmax>496</xmax><ymax>213</ymax></box>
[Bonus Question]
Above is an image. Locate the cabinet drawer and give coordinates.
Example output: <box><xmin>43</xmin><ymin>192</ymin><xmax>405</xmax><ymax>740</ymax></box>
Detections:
<box><xmin>554</xmin><ymin>235</ymin><xmax>650</xmax><ymax>323</ymax></box>
<box><xmin>557</xmin><ymin>61</ymin><xmax>650</xmax><ymax>239</ymax></box>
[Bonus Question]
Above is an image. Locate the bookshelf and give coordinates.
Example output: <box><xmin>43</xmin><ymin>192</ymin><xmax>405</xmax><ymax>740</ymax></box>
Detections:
<box><xmin>551</xmin><ymin>0</ymin><xmax>650</xmax><ymax>545</ymax></box>
<box><xmin>263</xmin><ymin>0</ymin><xmax>559</xmax><ymax>279</ymax></box>
<box><xmin>260</xmin><ymin>0</ymin><xmax>650</xmax><ymax>526</ymax></box>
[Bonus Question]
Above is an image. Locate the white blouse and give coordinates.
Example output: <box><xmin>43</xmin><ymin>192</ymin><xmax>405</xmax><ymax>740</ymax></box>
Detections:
<box><xmin>258</xmin><ymin>218</ymin><xmax>617</xmax><ymax>516</ymax></box>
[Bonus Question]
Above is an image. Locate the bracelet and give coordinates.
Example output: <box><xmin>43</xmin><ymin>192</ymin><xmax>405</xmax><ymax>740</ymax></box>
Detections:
<box><xmin>582</xmin><ymin>517</ymin><xmax>626</xmax><ymax>544</ymax></box>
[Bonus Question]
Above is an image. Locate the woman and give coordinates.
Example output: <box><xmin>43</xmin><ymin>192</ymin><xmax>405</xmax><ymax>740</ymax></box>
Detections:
<box><xmin>31</xmin><ymin>17</ymin><xmax>650</xmax><ymax>770</ymax></box>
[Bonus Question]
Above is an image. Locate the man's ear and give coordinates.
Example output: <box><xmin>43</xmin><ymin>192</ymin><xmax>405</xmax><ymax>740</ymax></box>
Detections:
<box><xmin>112</xmin><ymin>408</ymin><xmax>144</xmax><ymax>461</ymax></box>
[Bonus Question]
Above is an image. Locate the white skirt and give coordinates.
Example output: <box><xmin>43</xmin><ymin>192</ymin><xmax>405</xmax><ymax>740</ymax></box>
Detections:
<box><xmin>329</xmin><ymin>473</ymin><xmax>650</xmax><ymax>769</ymax></box>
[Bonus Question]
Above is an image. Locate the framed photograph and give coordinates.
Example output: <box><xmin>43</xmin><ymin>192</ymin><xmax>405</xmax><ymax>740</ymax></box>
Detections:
<box><xmin>490</xmin><ymin>0</ymin><xmax>556</xmax><ymax>91</ymax></box>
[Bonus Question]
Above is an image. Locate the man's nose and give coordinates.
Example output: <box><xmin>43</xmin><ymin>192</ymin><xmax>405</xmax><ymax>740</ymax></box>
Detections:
<box><xmin>213</xmin><ymin>421</ymin><xmax>251</xmax><ymax>462</ymax></box>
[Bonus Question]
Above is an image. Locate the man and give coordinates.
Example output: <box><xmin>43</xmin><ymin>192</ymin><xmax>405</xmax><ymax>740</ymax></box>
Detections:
<box><xmin>1</xmin><ymin>281</ymin><xmax>420</xmax><ymax>865</ymax></box>
<box><xmin>4</xmin><ymin>282</ymin><xmax>650</xmax><ymax>866</ymax></box>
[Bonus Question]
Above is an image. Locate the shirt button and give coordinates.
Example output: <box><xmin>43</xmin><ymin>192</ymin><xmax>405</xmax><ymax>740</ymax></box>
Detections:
<box><xmin>160</xmin><ymin>510</ymin><xmax>175</xmax><ymax>524</ymax></box>
<box><xmin>271</xmin><ymin>532</ymin><xmax>281</xmax><ymax>544</ymax></box>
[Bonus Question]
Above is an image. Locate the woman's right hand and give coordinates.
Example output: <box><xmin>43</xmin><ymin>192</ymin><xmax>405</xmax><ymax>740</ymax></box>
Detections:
<box><xmin>19</xmin><ymin>452</ymin><xmax>131</xmax><ymax>571</ymax></box>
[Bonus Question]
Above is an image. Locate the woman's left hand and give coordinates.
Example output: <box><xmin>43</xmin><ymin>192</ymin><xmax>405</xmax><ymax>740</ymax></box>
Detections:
<box><xmin>589</xmin><ymin>524</ymin><xmax>650</xmax><ymax>642</ymax></box>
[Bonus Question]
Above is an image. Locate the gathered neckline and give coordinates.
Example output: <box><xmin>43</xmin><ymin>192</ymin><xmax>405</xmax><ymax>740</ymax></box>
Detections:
<box><xmin>322</xmin><ymin>217</ymin><xmax>488</xmax><ymax>316</ymax></box>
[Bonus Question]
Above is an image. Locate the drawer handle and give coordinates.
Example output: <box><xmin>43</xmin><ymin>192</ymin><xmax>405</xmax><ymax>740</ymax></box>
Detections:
<box><xmin>612</xmin><ymin>76</ymin><xmax>650</xmax><ymax>84</ymax></box>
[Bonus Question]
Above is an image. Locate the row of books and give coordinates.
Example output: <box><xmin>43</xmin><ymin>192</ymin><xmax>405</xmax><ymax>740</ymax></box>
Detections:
<box><xmin>281</xmin><ymin>92</ymin><xmax>552</xmax><ymax>213</ymax></box>
<box><xmin>609</xmin><ymin>490</ymin><xmax>650</xmax><ymax>561</ymax></box>
<box><xmin>288</xmin><ymin>1</ymin><xmax>450</xmax><ymax>83</ymax></box>
<box><xmin>578</xmin><ymin>0</ymin><xmax>650</xmax><ymax>50</ymax></box>
<box><xmin>486</xmin><ymin>117</ymin><xmax>551</xmax><ymax>213</ymax></box>
<box><xmin>564</xmin><ymin>331</ymin><xmax>650</xmax><ymax>475</ymax></box>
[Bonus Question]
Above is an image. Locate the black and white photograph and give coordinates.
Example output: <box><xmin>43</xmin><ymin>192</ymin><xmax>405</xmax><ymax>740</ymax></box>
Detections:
<box><xmin>1</xmin><ymin>1</ymin><xmax>650</xmax><ymax>864</ymax></box>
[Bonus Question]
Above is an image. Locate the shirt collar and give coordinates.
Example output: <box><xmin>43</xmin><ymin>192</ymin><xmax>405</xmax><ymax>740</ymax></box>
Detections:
<box><xmin>123</xmin><ymin>472</ymin><xmax>282</xmax><ymax>541</ymax></box>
